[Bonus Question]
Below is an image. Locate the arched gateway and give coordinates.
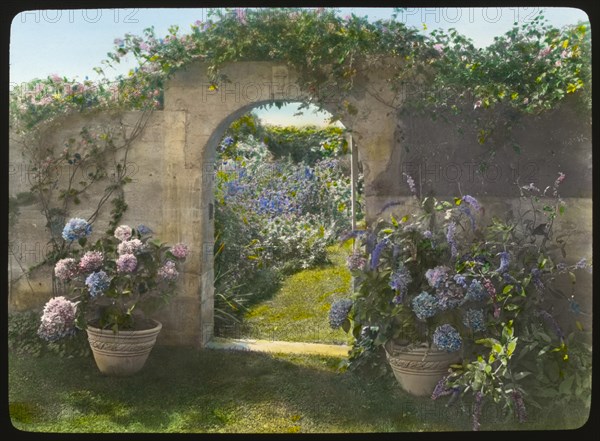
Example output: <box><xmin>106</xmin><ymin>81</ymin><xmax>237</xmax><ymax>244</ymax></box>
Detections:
<box><xmin>155</xmin><ymin>60</ymin><xmax>399</xmax><ymax>347</ymax></box>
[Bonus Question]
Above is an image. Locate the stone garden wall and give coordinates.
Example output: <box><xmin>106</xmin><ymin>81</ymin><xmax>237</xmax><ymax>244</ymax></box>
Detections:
<box><xmin>8</xmin><ymin>61</ymin><xmax>592</xmax><ymax>346</ymax></box>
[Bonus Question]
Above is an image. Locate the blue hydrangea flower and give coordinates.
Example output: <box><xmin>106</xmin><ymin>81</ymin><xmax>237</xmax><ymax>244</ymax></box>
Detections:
<box><xmin>328</xmin><ymin>299</ymin><xmax>353</xmax><ymax>329</ymax></box>
<box><xmin>411</xmin><ymin>292</ymin><xmax>438</xmax><ymax>320</ymax></box>
<box><xmin>453</xmin><ymin>274</ymin><xmax>468</xmax><ymax>288</ymax></box>
<box><xmin>85</xmin><ymin>270</ymin><xmax>111</xmax><ymax>297</ymax></box>
<box><xmin>463</xmin><ymin>279</ymin><xmax>487</xmax><ymax>303</ymax></box>
<box><xmin>137</xmin><ymin>224</ymin><xmax>153</xmax><ymax>235</ymax></box>
<box><xmin>433</xmin><ymin>324</ymin><xmax>462</xmax><ymax>352</ymax></box>
<box><xmin>62</xmin><ymin>218</ymin><xmax>92</xmax><ymax>241</ymax></box>
<box><xmin>222</xmin><ymin>136</ymin><xmax>234</xmax><ymax>146</ymax></box>
<box><xmin>463</xmin><ymin>309</ymin><xmax>486</xmax><ymax>332</ymax></box>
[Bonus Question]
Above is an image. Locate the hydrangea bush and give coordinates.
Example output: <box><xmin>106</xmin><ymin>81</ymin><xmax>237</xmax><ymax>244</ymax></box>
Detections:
<box><xmin>39</xmin><ymin>219</ymin><xmax>188</xmax><ymax>337</ymax></box>
<box><xmin>332</xmin><ymin>171</ymin><xmax>591</xmax><ymax>430</ymax></box>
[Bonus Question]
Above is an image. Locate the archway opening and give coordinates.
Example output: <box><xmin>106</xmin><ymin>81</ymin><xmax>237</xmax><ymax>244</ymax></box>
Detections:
<box><xmin>208</xmin><ymin>102</ymin><xmax>363</xmax><ymax>345</ymax></box>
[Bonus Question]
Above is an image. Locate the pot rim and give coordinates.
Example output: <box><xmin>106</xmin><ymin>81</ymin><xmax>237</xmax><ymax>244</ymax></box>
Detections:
<box><xmin>86</xmin><ymin>319</ymin><xmax>162</xmax><ymax>336</ymax></box>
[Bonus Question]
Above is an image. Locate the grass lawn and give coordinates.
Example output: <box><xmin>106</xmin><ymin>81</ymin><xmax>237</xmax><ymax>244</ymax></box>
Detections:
<box><xmin>237</xmin><ymin>242</ymin><xmax>354</xmax><ymax>344</ymax></box>
<box><xmin>8</xmin><ymin>346</ymin><xmax>589</xmax><ymax>433</ymax></box>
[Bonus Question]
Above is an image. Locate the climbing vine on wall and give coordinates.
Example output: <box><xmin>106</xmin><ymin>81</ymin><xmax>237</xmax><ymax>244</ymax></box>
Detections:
<box><xmin>10</xmin><ymin>8</ymin><xmax>590</xmax><ymax>135</ymax></box>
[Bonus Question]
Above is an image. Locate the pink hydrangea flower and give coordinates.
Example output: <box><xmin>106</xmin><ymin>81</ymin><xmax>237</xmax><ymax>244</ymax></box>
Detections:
<box><xmin>170</xmin><ymin>243</ymin><xmax>189</xmax><ymax>259</ymax></box>
<box><xmin>116</xmin><ymin>253</ymin><xmax>137</xmax><ymax>273</ymax></box>
<box><xmin>37</xmin><ymin>296</ymin><xmax>78</xmax><ymax>341</ymax></box>
<box><xmin>79</xmin><ymin>251</ymin><xmax>104</xmax><ymax>272</ymax></box>
<box><xmin>158</xmin><ymin>260</ymin><xmax>179</xmax><ymax>281</ymax></box>
<box><xmin>55</xmin><ymin>258</ymin><xmax>78</xmax><ymax>281</ymax></box>
<box><xmin>117</xmin><ymin>239</ymin><xmax>144</xmax><ymax>255</ymax></box>
<box><xmin>433</xmin><ymin>43</ymin><xmax>444</xmax><ymax>54</ymax></box>
<box><xmin>114</xmin><ymin>225</ymin><xmax>133</xmax><ymax>242</ymax></box>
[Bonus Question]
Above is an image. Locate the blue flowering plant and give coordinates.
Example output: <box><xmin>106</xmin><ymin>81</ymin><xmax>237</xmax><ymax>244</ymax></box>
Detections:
<box><xmin>333</xmin><ymin>172</ymin><xmax>591</xmax><ymax>430</ymax></box>
<box><xmin>38</xmin><ymin>218</ymin><xmax>189</xmax><ymax>339</ymax></box>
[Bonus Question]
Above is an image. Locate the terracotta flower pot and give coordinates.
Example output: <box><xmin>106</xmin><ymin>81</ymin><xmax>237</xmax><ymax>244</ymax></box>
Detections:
<box><xmin>384</xmin><ymin>340</ymin><xmax>461</xmax><ymax>397</ymax></box>
<box><xmin>86</xmin><ymin>319</ymin><xmax>162</xmax><ymax>376</ymax></box>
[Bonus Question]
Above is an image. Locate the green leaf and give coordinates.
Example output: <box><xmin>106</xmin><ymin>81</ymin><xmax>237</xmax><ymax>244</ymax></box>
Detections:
<box><xmin>507</xmin><ymin>339</ymin><xmax>517</xmax><ymax>356</ymax></box>
<box><xmin>78</xmin><ymin>237</ymin><xmax>87</xmax><ymax>247</ymax></box>
<box><xmin>503</xmin><ymin>284</ymin><xmax>513</xmax><ymax>294</ymax></box>
<box><xmin>475</xmin><ymin>338</ymin><xmax>498</xmax><ymax>348</ymax></box>
<box><xmin>341</xmin><ymin>318</ymin><xmax>351</xmax><ymax>333</ymax></box>
<box><xmin>513</xmin><ymin>371</ymin><xmax>532</xmax><ymax>380</ymax></box>
<box><xmin>493</xmin><ymin>343</ymin><xmax>503</xmax><ymax>354</ymax></box>
<box><xmin>559</xmin><ymin>376</ymin><xmax>574</xmax><ymax>395</ymax></box>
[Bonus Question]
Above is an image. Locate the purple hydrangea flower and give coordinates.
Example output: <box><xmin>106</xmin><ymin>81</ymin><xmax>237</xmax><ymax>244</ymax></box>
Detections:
<box><xmin>54</xmin><ymin>258</ymin><xmax>78</xmax><ymax>281</ymax></box>
<box><xmin>433</xmin><ymin>324</ymin><xmax>462</xmax><ymax>352</ymax></box>
<box><xmin>389</xmin><ymin>263</ymin><xmax>412</xmax><ymax>296</ymax></box>
<box><xmin>62</xmin><ymin>218</ymin><xmax>92</xmax><ymax>242</ymax></box>
<box><xmin>463</xmin><ymin>309</ymin><xmax>486</xmax><ymax>332</ymax></box>
<box><xmin>78</xmin><ymin>251</ymin><xmax>103</xmax><ymax>273</ymax></box>
<box><xmin>423</xmin><ymin>230</ymin><xmax>433</xmax><ymax>239</ymax></box>
<box><xmin>117</xmin><ymin>239</ymin><xmax>144</xmax><ymax>255</ymax></box>
<box><xmin>85</xmin><ymin>270</ymin><xmax>111</xmax><ymax>297</ymax></box>
<box><xmin>116</xmin><ymin>253</ymin><xmax>137</xmax><ymax>273</ymax></box>
<box><xmin>425</xmin><ymin>265</ymin><xmax>450</xmax><ymax>289</ymax></box>
<box><xmin>37</xmin><ymin>296</ymin><xmax>78</xmax><ymax>341</ymax></box>
<box><xmin>411</xmin><ymin>291</ymin><xmax>438</xmax><ymax>320</ymax></box>
<box><xmin>158</xmin><ymin>260</ymin><xmax>179</xmax><ymax>281</ymax></box>
<box><xmin>114</xmin><ymin>225</ymin><xmax>133</xmax><ymax>242</ymax></box>
<box><xmin>556</xmin><ymin>262</ymin><xmax>568</xmax><ymax>272</ymax></box>
<box><xmin>328</xmin><ymin>299</ymin><xmax>353</xmax><ymax>329</ymax></box>
<box><xmin>170</xmin><ymin>243</ymin><xmax>189</xmax><ymax>259</ymax></box>
<box><xmin>436</xmin><ymin>283</ymin><xmax>464</xmax><ymax>311</ymax></box>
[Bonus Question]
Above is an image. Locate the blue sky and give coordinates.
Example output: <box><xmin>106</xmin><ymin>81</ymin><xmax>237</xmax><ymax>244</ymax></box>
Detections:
<box><xmin>10</xmin><ymin>7</ymin><xmax>589</xmax><ymax>126</ymax></box>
